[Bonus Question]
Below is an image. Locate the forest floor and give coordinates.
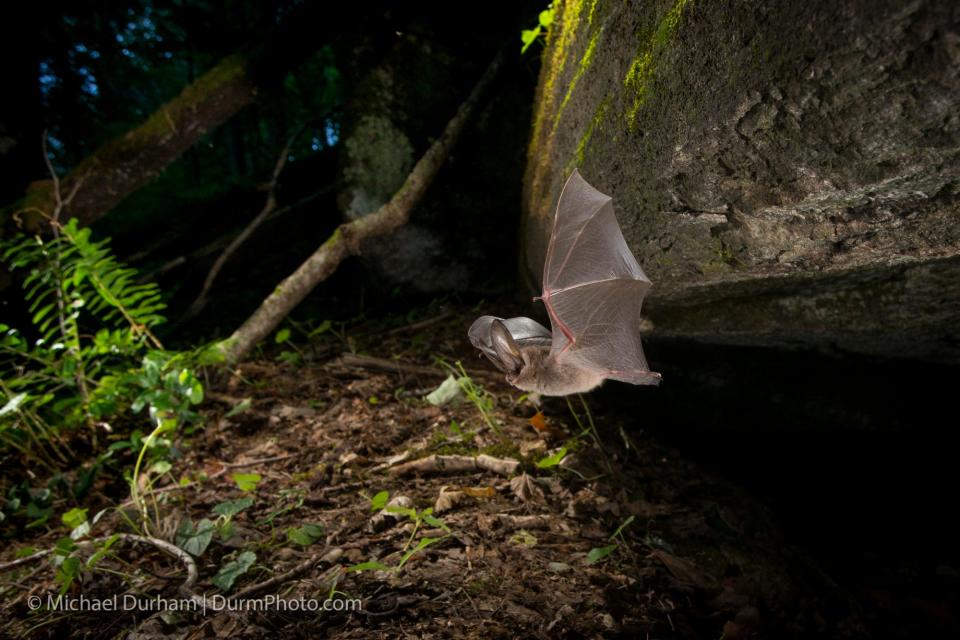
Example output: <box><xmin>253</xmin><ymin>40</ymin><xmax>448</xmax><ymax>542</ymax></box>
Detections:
<box><xmin>1</xmin><ymin>306</ymin><xmax>879</xmax><ymax>639</ymax></box>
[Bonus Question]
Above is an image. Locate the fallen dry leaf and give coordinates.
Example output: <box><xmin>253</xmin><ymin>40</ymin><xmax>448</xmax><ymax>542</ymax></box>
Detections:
<box><xmin>510</xmin><ymin>473</ymin><xmax>545</xmax><ymax>503</ymax></box>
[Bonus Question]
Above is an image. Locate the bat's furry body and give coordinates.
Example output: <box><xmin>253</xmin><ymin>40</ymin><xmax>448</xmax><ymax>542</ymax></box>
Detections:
<box><xmin>469</xmin><ymin>170</ymin><xmax>661</xmax><ymax>396</ymax></box>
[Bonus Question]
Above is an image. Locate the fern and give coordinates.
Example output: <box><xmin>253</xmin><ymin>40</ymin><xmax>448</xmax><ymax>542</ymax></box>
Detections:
<box><xmin>0</xmin><ymin>217</ymin><xmax>189</xmax><ymax>468</ymax></box>
<box><xmin>3</xmin><ymin>219</ymin><xmax>165</xmax><ymax>349</ymax></box>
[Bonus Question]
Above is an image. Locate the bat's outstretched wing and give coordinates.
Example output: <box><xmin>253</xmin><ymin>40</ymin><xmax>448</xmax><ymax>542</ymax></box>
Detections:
<box><xmin>540</xmin><ymin>169</ymin><xmax>661</xmax><ymax>385</ymax></box>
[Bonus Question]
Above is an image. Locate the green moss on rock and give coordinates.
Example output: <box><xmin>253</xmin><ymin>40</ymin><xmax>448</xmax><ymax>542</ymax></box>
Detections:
<box><xmin>623</xmin><ymin>0</ymin><xmax>691</xmax><ymax>130</ymax></box>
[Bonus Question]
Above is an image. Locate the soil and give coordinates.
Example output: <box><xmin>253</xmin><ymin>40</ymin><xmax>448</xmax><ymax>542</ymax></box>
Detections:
<box><xmin>0</xmin><ymin>306</ymin><xmax>950</xmax><ymax>639</ymax></box>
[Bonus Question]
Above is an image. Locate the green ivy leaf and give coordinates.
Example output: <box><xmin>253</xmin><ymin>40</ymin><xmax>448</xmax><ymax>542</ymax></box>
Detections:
<box><xmin>521</xmin><ymin>27</ymin><xmax>541</xmax><ymax>54</ymax></box>
<box><xmin>536</xmin><ymin>447</ymin><xmax>568</xmax><ymax>469</ymax></box>
<box><xmin>539</xmin><ymin>8</ymin><xmax>554</xmax><ymax>27</ymax></box>
<box><xmin>398</xmin><ymin>536</ymin><xmax>444</xmax><ymax>569</ymax></box>
<box><xmin>148</xmin><ymin>460</ymin><xmax>172</xmax><ymax>476</ymax></box>
<box><xmin>225</xmin><ymin>398</ymin><xmax>252</xmax><ymax>418</ymax></box>
<box><xmin>586</xmin><ymin>544</ymin><xmax>618</xmax><ymax>565</ymax></box>
<box><xmin>422</xmin><ymin>514</ymin><xmax>449</xmax><ymax>532</ymax></box>
<box><xmin>212</xmin><ymin>497</ymin><xmax>254</xmax><ymax>518</ymax></box>
<box><xmin>176</xmin><ymin>518</ymin><xmax>216</xmax><ymax>557</ymax></box>
<box><xmin>54</xmin><ymin>537</ymin><xmax>77</xmax><ymax>556</ymax></box>
<box><xmin>369</xmin><ymin>490</ymin><xmax>390</xmax><ymax>511</ymax></box>
<box><xmin>86</xmin><ymin>534</ymin><xmax>120</xmax><ymax>568</ymax></box>
<box><xmin>286</xmin><ymin>523</ymin><xmax>324</xmax><ymax>546</ymax></box>
<box><xmin>275</xmin><ymin>328</ymin><xmax>291</xmax><ymax>344</ymax></box>
<box><xmin>308</xmin><ymin>319</ymin><xmax>332</xmax><ymax>337</ymax></box>
<box><xmin>232</xmin><ymin>473</ymin><xmax>262</xmax><ymax>492</ymax></box>
<box><xmin>384</xmin><ymin>504</ymin><xmax>417</xmax><ymax>519</ymax></box>
<box><xmin>347</xmin><ymin>560</ymin><xmax>391</xmax><ymax>573</ymax></box>
<box><xmin>212</xmin><ymin>551</ymin><xmax>257</xmax><ymax>592</ymax></box>
<box><xmin>56</xmin><ymin>556</ymin><xmax>82</xmax><ymax>595</ymax></box>
<box><xmin>61</xmin><ymin>507</ymin><xmax>88</xmax><ymax>530</ymax></box>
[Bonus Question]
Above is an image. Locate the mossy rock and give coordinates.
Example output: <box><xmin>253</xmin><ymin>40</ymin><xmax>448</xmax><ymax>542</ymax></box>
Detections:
<box><xmin>522</xmin><ymin>0</ymin><xmax>960</xmax><ymax>361</ymax></box>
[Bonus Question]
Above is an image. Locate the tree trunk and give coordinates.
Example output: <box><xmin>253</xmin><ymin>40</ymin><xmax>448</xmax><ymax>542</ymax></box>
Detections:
<box><xmin>523</xmin><ymin>0</ymin><xmax>960</xmax><ymax>362</ymax></box>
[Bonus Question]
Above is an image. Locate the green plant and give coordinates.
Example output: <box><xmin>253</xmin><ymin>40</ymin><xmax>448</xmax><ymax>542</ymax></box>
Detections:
<box><xmin>586</xmin><ymin>515</ymin><xmax>635</xmax><ymax>565</ymax></box>
<box><xmin>173</xmin><ymin>499</ymin><xmax>260</xmax><ymax>591</ymax></box>
<box><xmin>348</xmin><ymin>494</ymin><xmax>451</xmax><ymax>574</ymax></box>
<box><xmin>258</xmin><ymin>486</ymin><xmax>303</xmax><ymax>526</ymax></box>
<box><xmin>537</xmin><ymin>446</ymin><xmax>568</xmax><ymax>469</ymax></box>
<box><xmin>521</xmin><ymin>3</ymin><xmax>555</xmax><ymax>54</ymax></box>
<box><xmin>1</xmin><ymin>217</ymin><xmax>185</xmax><ymax>461</ymax></box>
<box><xmin>438</xmin><ymin>360</ymin><xmax>501</xmax><ymax>434</ymax></box>
<box><xmin>51</xmin><ymin>505</ymin><xmax>111</xmax><ymax>594</ymax></box>
<box><xmin>1</xmin><ymin>216</ymin><xmax>214</xmax><ymax>535</ymax></box>
<box><xmin>273</xmin><ymin>326</ymin><xmax>304</xmax><ymax>366</ymax></box>
<box><xmin>212</xmin><ymin>550</ymin><xmax>257</xmax><ymax>591</ymax></box>
<box><xmin>213</xmin><ymin>497</ymin><xmax>255</xmax><ymax>540</ymax></box>
<box><xmin>286</xmin><ymin>523</ymin><xmax>324</xmax><ymax>546</ymax></box>
<box><xmin>565</xmin><ymin>394</ymin><xmax>612</xmax><ymax>472</ymax></box>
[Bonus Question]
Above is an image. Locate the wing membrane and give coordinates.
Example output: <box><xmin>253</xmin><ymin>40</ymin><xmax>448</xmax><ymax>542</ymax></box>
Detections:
<box><xmin>540</xmin><ymin>170</ymin><xmax>658</xmax><ymax>384</ymax></box>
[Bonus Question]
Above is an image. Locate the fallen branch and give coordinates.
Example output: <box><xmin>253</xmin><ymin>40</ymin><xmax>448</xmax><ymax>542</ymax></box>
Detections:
<box><xmin>219</xmin><ymin>51</ymin><xmax>504</xmax><ymax>364</ymax></box>
<box><xmin>389</xmin><ymin>453</ymin><xmax>520</xmax><ymax>477</ymax></box>
<box><xmin>494</xmin><ymin>514</ymin><xmax>553</xmax><ymax>531</ymax></box>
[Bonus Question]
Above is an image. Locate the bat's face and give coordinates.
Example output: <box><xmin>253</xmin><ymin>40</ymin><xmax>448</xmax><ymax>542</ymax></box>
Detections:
<box><xmin>501</xmin><ymin>347</ymin><xmax>545</xmax><ymax>390</ymax></box>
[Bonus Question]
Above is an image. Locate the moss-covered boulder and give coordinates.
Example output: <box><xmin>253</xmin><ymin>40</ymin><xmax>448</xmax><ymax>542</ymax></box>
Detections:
<box><xmin>523</xmin><ymin>0</ymin><xmax>960</xmax><ymax>361</ymax></box>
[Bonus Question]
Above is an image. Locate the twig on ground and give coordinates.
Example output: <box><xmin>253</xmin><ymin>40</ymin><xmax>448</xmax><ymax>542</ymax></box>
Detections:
<box><xmin>389</xmin><ymin>454</ymin><xmax>519</xmax><ymax>477</ymax></box>
<box><xmin>230</xmin><ymin>552</ymin><xmax>342</xmax><ymax>600</ymax></box>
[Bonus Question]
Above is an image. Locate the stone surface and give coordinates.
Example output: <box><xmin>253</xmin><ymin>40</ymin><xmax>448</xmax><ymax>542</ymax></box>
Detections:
<box><xmin>522</xmin><ymin>0</ymin><xmax>960</xmax><ymax>361</ymax></box>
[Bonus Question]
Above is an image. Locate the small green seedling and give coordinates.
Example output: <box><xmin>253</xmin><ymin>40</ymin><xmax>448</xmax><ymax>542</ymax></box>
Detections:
<box><xmin>349</xmin><ymin>497</ymin><xmax>451</xmax><ymax>574</ymax></box>
<box><xmin>586</xmin><ymin>515</ymin><xmax>636</xmax><ymax>565</ymax></box>
<box><xmin>521</xmin><ymin>3</ymin><xmax>554</xmax><ymax>53</ymax></box>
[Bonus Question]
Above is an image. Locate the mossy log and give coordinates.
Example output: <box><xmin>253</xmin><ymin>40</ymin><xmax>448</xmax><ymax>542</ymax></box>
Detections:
<box><xmin>523</xmin><ymin>0</ymin><xmax>960</xmax><ymax>361</ymax></box>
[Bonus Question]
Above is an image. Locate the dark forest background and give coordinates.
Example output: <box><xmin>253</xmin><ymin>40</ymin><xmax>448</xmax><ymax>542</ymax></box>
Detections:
<box><xmin>0</xmin><ymin>1</ymin><xmax>539</xmax><ymax>340</ymax></box>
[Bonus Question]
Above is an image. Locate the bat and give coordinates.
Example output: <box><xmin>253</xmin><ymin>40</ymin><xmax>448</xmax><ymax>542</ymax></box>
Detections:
<box><xmin>468</xmin><ymin>169</ymin><xmax>661</xmax><ymax>396</ymax></box>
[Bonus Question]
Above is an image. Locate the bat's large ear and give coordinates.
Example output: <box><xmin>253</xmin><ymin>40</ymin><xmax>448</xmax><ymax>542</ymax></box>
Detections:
<box><xmin>491</xmin><ymin>320</ymin><xmax>523</xmax><ymax>376</ymax></box>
